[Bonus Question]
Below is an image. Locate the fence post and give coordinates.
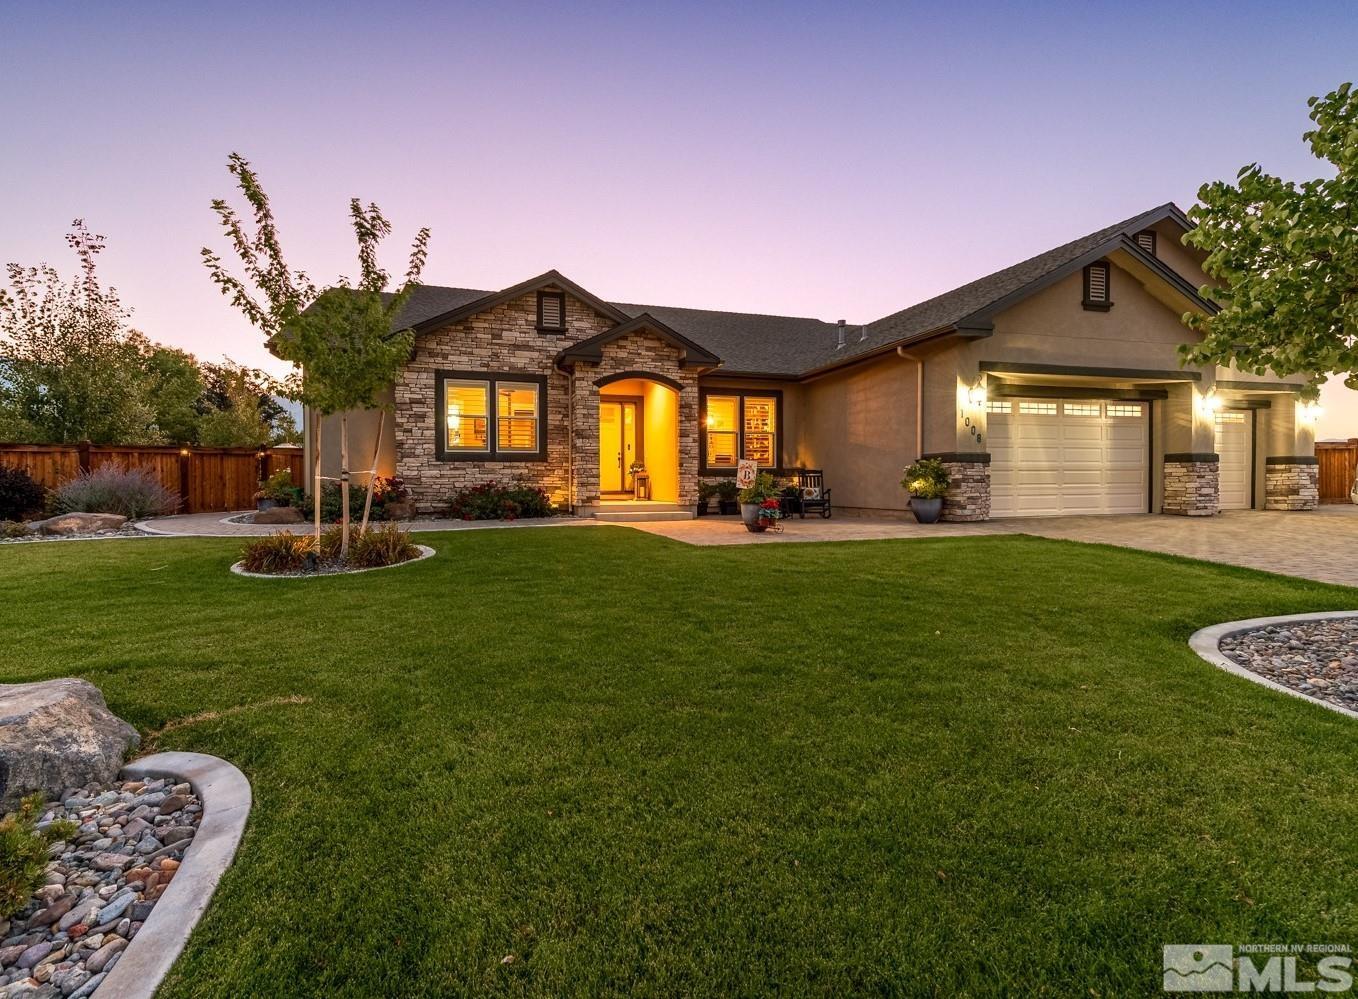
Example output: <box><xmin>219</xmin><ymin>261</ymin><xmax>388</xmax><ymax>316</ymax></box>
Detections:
<box><xmin>77</xmin><ymin>440</ymin><xmax>92</xmax><ymax>475</ymax></box>
<box><xmin>256</xmin><ymin>446</ymin><xmax>269</xmax><ymax>485</ymax></box>
<box><xmin>178</xmin><ymin>447</ymin><xmax>192</xmax><ymax>514</ymax></box>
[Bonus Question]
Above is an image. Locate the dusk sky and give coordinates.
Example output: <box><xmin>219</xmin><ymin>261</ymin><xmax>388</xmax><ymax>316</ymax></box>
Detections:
<box><xmin>5</xmin><ymin>1</ymin><xmax>1358</xmax><ymax>435</ymax></box>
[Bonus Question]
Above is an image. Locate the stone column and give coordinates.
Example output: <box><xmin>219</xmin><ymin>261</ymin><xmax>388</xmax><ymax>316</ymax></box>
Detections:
<box><xmin>926</xmin><ymin>453</ymin><xmax>991</xmax><ymax>522</ymax></box>
<box><xmin>1162</xmin><ymin>454</ymin><xmax>1219</xmax><ymax>516</ymax></box>
<box><xmin>1265</xmin><ymin>457</ymin><xmax>1319</xmax><ymax>510</ymax></box>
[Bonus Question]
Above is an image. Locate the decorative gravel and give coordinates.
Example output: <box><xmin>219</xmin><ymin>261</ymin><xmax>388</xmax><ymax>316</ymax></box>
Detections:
<box><xmin>0</xmin><ymin>778</ymin><xmax>201</xmax><ymax>998</ymax></box>
<box><xmin>0</xmin><ymin>526</ymin><xmax>145</xmax><ymax>546</ymax></box>
<box><xmin>1219</xmin><ymin>618</ymin><xmax>1358</xmax><ymax>713</ymax></box>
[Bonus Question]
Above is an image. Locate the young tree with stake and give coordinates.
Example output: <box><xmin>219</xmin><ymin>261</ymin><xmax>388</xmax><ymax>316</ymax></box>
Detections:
<box><xmin>202</xmin><ymin>153</ymin><xmax>430</xmax><ymax>552</ymax></box>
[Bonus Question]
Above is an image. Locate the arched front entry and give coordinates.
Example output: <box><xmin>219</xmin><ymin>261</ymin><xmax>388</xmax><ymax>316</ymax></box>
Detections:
<box><xmin>594</xmin><ymin>372</ymin><xmax>683</xmax><ymax>503</ymax></box>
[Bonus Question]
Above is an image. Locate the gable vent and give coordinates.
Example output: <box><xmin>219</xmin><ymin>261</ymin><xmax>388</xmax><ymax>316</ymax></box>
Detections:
<box><xmin>1135</xmin><ymin>229</ymin><xmax>1157</xmax><ymax>256</ymax></box>
<box><xmin>537</xmin><ymin>291</ymin><xmax>566</xmax><ymax>331</ymax></box>
<box><xmin>1082</xmin><ymin>261</ymin><xmax>1113</xmax><ymax>312</ymax></box>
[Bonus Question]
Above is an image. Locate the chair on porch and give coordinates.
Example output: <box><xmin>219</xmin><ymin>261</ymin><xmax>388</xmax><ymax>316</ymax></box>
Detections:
<box><xmin>796</xmin><ymin>469</ymin><xmax>832</xmax><ymax>519</ymax></box>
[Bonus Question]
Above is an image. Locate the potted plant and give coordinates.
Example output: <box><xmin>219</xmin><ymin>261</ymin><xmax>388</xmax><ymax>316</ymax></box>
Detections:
<box><xmin>697</xmin><ymin>480</ymin><xmax>718</xmax><ymax>516</ymax></box>
<box><xmin>738</xmin><ymin>472</ymin><xmax>783</xmax><ymax>532</ymax></box>
<box><xmin>255</xmin><ymin>468</ymin><xmax>298</xmax><ymax>511</ymax></box>
<box><xmin>715</xmin><ymin>478</ymin><xmax>740</xmax><ymax>515</ymax></box>
<box><xmin>902</xmin><ymin>458</ymin><xmax>950</xmax><ymax>524</ymax></box>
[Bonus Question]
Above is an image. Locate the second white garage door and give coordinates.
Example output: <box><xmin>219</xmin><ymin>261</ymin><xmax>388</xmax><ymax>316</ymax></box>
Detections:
<box><xmin>989</xmin><ymin>398</ymin><xmax>1149</xmax><ymax>518</ymax></box>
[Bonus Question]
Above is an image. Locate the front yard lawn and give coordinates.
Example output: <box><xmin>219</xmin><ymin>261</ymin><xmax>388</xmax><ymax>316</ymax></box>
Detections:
<box><xmin>3</xmin><ymin>528</ymin><xmax>1357</xmax><ymax>996</ymax></box>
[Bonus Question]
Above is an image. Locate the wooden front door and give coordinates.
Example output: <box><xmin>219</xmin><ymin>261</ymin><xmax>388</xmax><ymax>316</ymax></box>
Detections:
<box><xmin>599</xmin><ymin>400</ymin><xmax>639</xmax><ymax>494</ymax></box>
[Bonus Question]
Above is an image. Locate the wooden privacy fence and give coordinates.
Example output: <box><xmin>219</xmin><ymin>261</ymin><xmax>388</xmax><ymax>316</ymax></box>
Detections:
<box><xmin>1317</xmin><ymin>440</ymin><xmax>1358</xmax><ymax>504</ymax></box>
<box><xmin>0</xmin><ymin>443</ymin><xmax>305</xmax><ymax>514</ymax></box>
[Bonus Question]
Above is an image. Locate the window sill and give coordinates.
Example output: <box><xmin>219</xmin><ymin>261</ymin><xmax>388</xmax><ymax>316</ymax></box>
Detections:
<box><xmin>435</xmin><ymin>452</ymin><xmax>548</xmax><ymax>463</ymax></box>
<box><xmin>535</xmin><ymin>326</ymin><xmax>567</xmax><ymax>334</ymax></box>
<box><xmin>1081</xmin><ymin>301</ymin><xmax>1114</xmax><ymax>312</ymax></box>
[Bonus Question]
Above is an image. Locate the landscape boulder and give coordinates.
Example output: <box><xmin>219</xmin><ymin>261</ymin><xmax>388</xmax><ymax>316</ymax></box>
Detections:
<box><xmin>252</xmin><ymin>506</ymin><xmax>305</xmax><ymax>525</ymax></box>
<box><xmin>28</xmin><ymin>512</ymin><xmax>128</xmax><ymax>536</ymax></box>
<box><xmin>0</xmin><ymin>679</ymin><xmax>139</xmax><ymax>811</ymax></box>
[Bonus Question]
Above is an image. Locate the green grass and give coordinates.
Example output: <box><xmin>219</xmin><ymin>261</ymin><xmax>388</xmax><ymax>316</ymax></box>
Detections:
<box><xmin>3</xmin><ymin>528</ymin><xmax>1357</xmax><ymax>996</ymax></box>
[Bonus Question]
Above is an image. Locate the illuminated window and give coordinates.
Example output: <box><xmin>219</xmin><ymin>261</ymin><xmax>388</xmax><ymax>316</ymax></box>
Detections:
<box><xmin>444</xmin><ymin>380</ymin><xmax>489</xmax><ymax>452</ymax></box>
<box><xmin>438</xmin><ymin>371</ymin><xmax>547</xmax><ymax>460</ymax></box>
<box><xmin>496</xmin><ymin>383</ymin><xmax>540</xmax><ymax>452</ymax></box>
<box><xmin>1018</xmin><ymin>401</ymin><xmax>1058</xmax><ymax>415</ymax></box>
<box><xmin>702</xmin><ymin>391</ymin><xmax>781</xmax><ymax>471</ymax></box>
<box><xmin>742</xmin><ymin>396</ymin><xmax>777</xmax><ymax>467</ymax></box>
<box><xmin>1064</xmin><ymin>402</ymin><xmax>1100</xmax><ymax>417</ymax></box>
<box><xmin>705</xmin><ymin>396</ymin><xmax>739</xmax><ymax>468</ymax></box>
<box><xmin>1107</xmin><ymin>404</ymin><xmax>1143</xmax><ymax>418</ymax></box>
<box><xmin>986</xmin><ymin>400</ymin><xmax>1011</xmax><ymax>414</ymax></box>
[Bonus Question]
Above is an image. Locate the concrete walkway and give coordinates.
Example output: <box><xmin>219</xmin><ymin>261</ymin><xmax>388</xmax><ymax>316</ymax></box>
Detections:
<box><xmin>137</xmin><ymin>506</ymin><xmax>1358</xmax><ymax>589</ymax></box>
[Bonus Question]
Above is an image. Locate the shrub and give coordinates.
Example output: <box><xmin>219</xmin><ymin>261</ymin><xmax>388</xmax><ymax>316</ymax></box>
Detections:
<box><xmin>302</xmin><ymin>482</ymin><xmax>379</xmax><ymax>524</ymax></box>
<box><xmin>348</xmin><ymin>524</ymin><xmax>420</xmax><ymax>568</ymax></box>
<box><xmin>738</xmin><ymin>472</ymin><xmax>781</xmax><ymax>505</ymax></box>
<box><xmin>52</xmin><ymin>465</ymin><xmax>179</xmax><ymax>519</ymax></box>
<box><xmin>0</xmin><ymin>466</ymin><xmax>46</xmax><ymax>521</ymax></box>
<box><xmin>902</xmin><ymin>458</ymin><xmax>950</xmax><ymax>500</ymax></box>
<box><xmin>256</xmin><ymin>468</ymin><xmax>301</xmax><ymax>505</ymax></box>
<box><xmin>239</xmin><ymin>531</ymin><xmax>315</xmax><ymax>574</ymax></box>
<box><xmin>0</xmin><ymin>795</ymin><xmax>78</xmax><ymax>920</ymax></box>
<box><xmin>714</xmin><ymin>479</ymin><xmax>739</xmax><ymax>501</ymax></box>
<box><xmin>698</xmin><ymin>481</ymin><xmax>719</xmax><ymax>502</ymax></box>
<box><xmin>1</xmin><ymin>521</ymin><xmax>30</xmax><ymax>539</ymax></box>
<box><xmin>447</xmin><ymin>481</ymin><xmax>553</xmax><ymax>520</ymax></box>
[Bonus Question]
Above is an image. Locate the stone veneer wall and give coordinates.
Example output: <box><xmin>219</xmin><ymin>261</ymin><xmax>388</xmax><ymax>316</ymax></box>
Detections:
<box><xmin>931</xmin><ymin>455</ymin><xmax>990</xmax><ymax>523</ymax></box>
<box><xmin>571</xmin><ymin>332</ymin><xmax>699</xmax><ymax>508</ymax></box>
<box><xmin>394</xmin><ymin>291</ymin><xmax>613</xmax><ymax>513</ymax></box>
<box><xmin>1163</xmin><ymin>456</ymin><xmax>1219</xmax><ymax>516</ymax></box>
<box><xmin>1265</xmin><ymin>459</ymin><xmax>1319</xmax><ymax>511</ymax></box>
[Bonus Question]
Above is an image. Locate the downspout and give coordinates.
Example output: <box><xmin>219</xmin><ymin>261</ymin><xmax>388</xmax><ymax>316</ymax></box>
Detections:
<box><xmin>556</xmin><ymin>361</ymin><xmax>575</xmax><ymax>513</ymax></box>
<box><xmin>896</xmin><ymin>346</ymin><xmax>924</xmax><ymax>460</ymax></box>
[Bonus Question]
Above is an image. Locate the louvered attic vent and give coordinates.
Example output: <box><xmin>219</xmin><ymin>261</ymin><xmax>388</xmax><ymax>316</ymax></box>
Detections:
<box><xmin>537</xmin><ymin>291</ymin><xmax>566</xmax><ymax>331</ymax></box>
<box><xmin>1082</xmin><ymin>261</ymin><xmax>1113</xmax><ymax>311</ymax></box>
<box><xmin>1135</xmin><ymin>229</ymin><xmax>1157</xmax><ymax>255</ymax></box>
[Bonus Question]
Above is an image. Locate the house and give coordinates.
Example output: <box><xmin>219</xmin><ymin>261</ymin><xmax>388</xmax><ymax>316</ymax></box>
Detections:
<box><xmin>308</xmin><ymin>203</ymin><xmax>1318</xmax><ymax>521</ymax></box>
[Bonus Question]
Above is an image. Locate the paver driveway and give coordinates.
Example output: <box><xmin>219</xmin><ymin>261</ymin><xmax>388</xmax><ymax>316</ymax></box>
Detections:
<box><xmin>632</xmin><ymin>506</ymin><xmax>1358</xmax><ymax>588</ymax></box>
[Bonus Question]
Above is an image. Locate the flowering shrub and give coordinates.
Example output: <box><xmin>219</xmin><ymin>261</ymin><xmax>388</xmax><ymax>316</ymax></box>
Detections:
<box><xmin>757</xmin><ymin>497</ymin><xmax>783</xmax><ymax>526</ymax></box>
<box><xmin>0</xmin><ymin>466</ymin><xmax>46</xmax><ymax>521</ymax></box>
<box><xmin>446</xmin><ymin>481</ymin><xmax>554</xmax><ymax>520</ymax></box>
<box><xmin>51</xmin><ymin>466</ymin><xmax>179</xmax><ymax>519</ymax></box>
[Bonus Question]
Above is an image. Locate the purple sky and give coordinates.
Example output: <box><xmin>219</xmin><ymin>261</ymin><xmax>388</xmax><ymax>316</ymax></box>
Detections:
<box><xmin>6</xmin><ymin>1</ymin><xmax>1358</xmax><ymax>434</ymax></box>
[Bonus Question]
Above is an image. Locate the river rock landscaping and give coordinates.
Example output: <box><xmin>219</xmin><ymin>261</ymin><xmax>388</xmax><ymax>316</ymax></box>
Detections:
<box><xmin>0</xmin><ymin>778</ymin><xmax>201</xmax><ymax>998</ymax></box>
<box><xmin>1219</xmin><ymin>617</ymin><xmax>1358</xmax><ymax>713</ymax></box>
<box><xmin>0</xmin><ymin>516</ymin><xmax>142</xmax><ymax>545</ymax></box>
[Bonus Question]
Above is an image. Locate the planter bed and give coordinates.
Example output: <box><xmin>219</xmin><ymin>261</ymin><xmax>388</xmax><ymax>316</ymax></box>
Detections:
<box><xmin>230</xmin><ymin>544</ymin><xmax>435</xmax><ymax>578</ymax></box>
<box><xmin>0</xmin><ymin>526</ymin><xmax>146</xmax><ymax>546</ymax></box>
<box><xmin>0</xmin><ymin>777</ymin><xmax>202</xmax><ymax>997</ymax></box>
<box><xmin>1219</xmin><ymin>616</ymin><xmax>1358</xmax><ymax>715</ymax></box>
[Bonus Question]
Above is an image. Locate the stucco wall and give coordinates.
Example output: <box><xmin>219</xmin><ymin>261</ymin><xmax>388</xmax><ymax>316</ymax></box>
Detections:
<box><xmin>315</xmin><ymin>387</ymin><xmax>397</xmax><ymax>484</ymax></box>
<box><xmin>799</xmin><ymin>356</ymin><xmax>917</xmax><ymax>514</ymax></box>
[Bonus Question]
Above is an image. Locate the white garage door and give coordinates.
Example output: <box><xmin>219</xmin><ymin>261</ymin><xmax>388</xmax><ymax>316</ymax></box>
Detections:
<box><xmin>989</xmin><ymin>398</ymin><xmax>1149</xmax><ymax>518</ymax></box>
<box><xmin>1215</xmin><ymin>411</ymin><xmax>1252</xmax><ymax>510</ymax></box>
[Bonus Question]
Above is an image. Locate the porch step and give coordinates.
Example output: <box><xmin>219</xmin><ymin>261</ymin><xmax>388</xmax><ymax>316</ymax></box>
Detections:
<box><xmin>592</xmin><ymin>504</ymin><xmax>695</xmax><ymax>523</ymax></box>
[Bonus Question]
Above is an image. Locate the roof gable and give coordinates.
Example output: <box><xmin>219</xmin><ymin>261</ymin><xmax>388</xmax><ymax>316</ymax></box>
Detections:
<box><xmin>556</xmin><ymin>313</ymin><xmax>721</xmax><ymax>368</ymax></box>
<box><xmin>409</xmin><ymin>269</ymin><xmax>630</xmax><ymax>332</ymax></box>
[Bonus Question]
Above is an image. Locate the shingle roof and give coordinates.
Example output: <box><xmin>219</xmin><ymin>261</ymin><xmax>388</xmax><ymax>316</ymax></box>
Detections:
<box><xmin>394</xmin><ymin>203</ymin><xmax>1193</xmax><ymax>379</ymax></box>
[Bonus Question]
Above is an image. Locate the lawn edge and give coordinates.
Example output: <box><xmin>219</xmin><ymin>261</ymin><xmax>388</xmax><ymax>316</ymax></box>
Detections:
<box><xmin>229</xmin><ymin>544</ymin><xmax>436</xmax><ymax>579</ymax></box>
<box><xmin>98</xmin><ymin>751</ymin><xmax>252</xmax><ymax>999</ymax></box>
<box><xmin>1189</xmin><ymin>611</ymin><xmax>1358</xmax><ymax>721</ymax></box>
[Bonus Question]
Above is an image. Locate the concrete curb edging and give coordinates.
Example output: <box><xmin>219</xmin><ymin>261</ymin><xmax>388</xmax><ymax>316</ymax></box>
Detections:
<box><xmin>97</xmin><ymin>752</ymin><xmax>252</xmax><ymax>999</ymax></box>
<box><xmin>1189</xmin><ymin>611</ymin><xmax>1358</xmax><ymax>721</ymax></box>
<box><xmin>228</xmin><ymin>544</ymin><xmax>436</xmax><ymax>579</ymax></box>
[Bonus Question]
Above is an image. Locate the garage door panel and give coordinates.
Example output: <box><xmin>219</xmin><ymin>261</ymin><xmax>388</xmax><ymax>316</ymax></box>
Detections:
<box><xmin>990</xmin><ymin>397</ymin><xmax>1148</xmax><ymax>518</ymax></box>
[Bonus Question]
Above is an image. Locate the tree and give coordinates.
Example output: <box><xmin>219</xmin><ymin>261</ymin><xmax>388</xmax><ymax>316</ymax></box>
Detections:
<box><xmin>1182</xmin><ymin>82</ymin><xmax>1358</xmax><ymax>395</ymax></box>
<box><xmin>141</xmin><ymin>345</ymin><xmax>205</xmax><ymax>444</ymax></box>
<box><xmin>0</xmin><ymin>222</ymin><xmax>161</xmax><ymax>444</ymax></box>
<box><xmin>197</xmin><ymin>360</ymin><xmax>298</xmax><ymax>446</ymax></box>
<box><xmin>203</xmin><ymin>153</ymin><xmax>430</xmax><ymax>552</ymax></box>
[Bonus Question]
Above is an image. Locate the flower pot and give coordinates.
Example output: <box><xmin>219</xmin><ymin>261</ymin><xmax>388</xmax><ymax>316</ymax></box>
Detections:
<box><xmin>910</xmin><ymin>496</ymin><xmax>943</xmax><ymax>524</ymax></box>
<box><xmin>256</xmin><ymin>498</ymin><xmax>277</xmax><ymax>512</ymax></box>
<box><xmin>696</xmin><ymin>499</ymin><xmax>712</xmax><ymax>517</ymax></box>
<box><xmin>718</xmin><ymin>500</ymin><xmax>738</xmax><ymax>515</ymax></box>
<box><xmin>740</xmin><ymin>503</ymin><xmax>768</xmax><ymax>532</ymax></box>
